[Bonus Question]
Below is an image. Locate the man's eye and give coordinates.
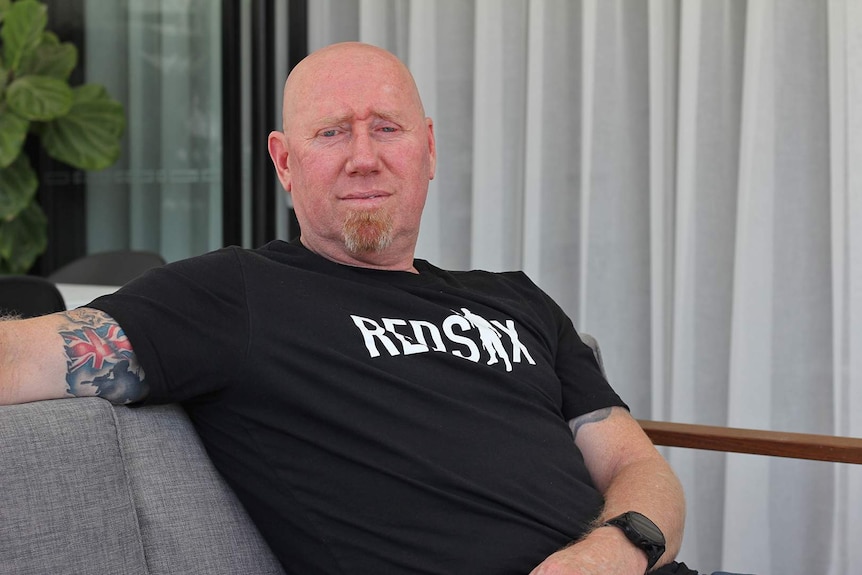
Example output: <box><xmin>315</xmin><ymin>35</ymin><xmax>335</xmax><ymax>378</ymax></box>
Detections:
<box><xmin>380</xmin><ymin>126</ymin><xmax>397</xmax><ymax>133</ymax></box>
<box><xmin>321</xmin><ymin>129</ymin><xmax>338</xmax><ymax>137</ymax></box>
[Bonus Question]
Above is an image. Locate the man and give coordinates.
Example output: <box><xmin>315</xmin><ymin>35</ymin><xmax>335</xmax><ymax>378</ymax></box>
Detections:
<box><xmin>0</xmin><ymin>42</ymin><xmax>687</xmax><ymax>574</ymax></box>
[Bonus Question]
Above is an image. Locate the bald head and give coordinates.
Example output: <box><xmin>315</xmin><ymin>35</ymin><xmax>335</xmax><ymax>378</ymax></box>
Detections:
<box><xmin>266</xmin><ymin>41</ymin><xmax>436</xmax><ymax>271</ymax></box>
<box><xmin>282</xmin><ymin>42</ymin><xmax>426</xmax><ymax>135</ymax></box>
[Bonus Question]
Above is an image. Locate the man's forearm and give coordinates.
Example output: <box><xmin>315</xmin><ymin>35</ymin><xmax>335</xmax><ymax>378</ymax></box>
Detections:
<box><xmin>529</xmin><ymin>456</ymin><xmax>685</xmax><ymax>575</ymax></box>
<box><xmin>0</xmin><ymin>316</ymin><xmax>67</xmax><ymax>404</ymax></box>
<box><xmin>0</xmin><ymin>310</ymin><xmax>148</xmax><ymax>406</ymax></box>
<box><xmin>571</xmin><ymin>406</ymin><xmax>686</xmax><ymax>571</ymax></box>
<box><xmin>589</xmin><ymin>455</ymin><xmax>685</xmax><ymax>568</ymax></box>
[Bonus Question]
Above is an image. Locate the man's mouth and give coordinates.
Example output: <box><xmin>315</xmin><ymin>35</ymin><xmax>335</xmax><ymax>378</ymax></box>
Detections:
<box><xmin>341</xmin><ymin>191</ymin><xmax>390</xmax><ymax>206</ymax></box>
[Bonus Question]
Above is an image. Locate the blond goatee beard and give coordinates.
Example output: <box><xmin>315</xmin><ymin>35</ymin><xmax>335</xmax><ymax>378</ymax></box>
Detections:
<box><xmin>342</xmin><ymin>210</ymin><xmax>394</xmax><ymax>254</ymax></box>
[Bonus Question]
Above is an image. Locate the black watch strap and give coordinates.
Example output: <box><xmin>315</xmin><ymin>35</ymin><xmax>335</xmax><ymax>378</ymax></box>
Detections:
<box><xmin>603</xmin><ymin>511</ymin><xmax>666</xmax><ymax>573</ymax></box>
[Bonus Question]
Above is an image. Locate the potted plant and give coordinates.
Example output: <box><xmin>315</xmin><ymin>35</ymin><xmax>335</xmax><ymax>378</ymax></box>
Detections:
<box><xmin>0</xmin><ymin>0</ymin><xmax>124</xmax><ymax>273</ymax></box>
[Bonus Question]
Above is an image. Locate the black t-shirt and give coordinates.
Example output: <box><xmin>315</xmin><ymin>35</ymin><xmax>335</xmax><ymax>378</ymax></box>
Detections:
<box><xmin>90</xmin><ymin>239</ymin><xmax>627</xmax><ymax>575</ymax></box>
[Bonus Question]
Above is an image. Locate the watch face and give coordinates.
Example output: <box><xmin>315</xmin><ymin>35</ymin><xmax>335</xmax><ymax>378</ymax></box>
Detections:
<box><xmin>606</xmin><ymin>512</ymin><xmax>666</xmax><ymax>571</ymax></box>
<box><xmin>627</xmin><ymin>511</ymin><xmax>665</xmax><ymax>543</ymax></box>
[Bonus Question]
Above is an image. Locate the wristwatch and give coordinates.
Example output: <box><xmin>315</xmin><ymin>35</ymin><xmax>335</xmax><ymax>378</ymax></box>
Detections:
<box><xmin>603</xmin><ymin>511</ymin><xmax>666</xmax><ymax>573</ymax></box>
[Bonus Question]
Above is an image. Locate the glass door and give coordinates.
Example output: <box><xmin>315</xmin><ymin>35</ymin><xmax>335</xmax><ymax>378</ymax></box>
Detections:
<box><xmin>35</xmin><ymin>0</ymin><xmax>305</xmax><ymax>272</ymax></box>
<box><xmin>82</xmin><ymin>0</ymin><xmax>224</xmax><ymax>263</ymax></box>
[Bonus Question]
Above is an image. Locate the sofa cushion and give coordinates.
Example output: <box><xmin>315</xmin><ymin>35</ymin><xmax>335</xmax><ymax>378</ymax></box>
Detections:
<box><xmin>0</xmin><ymin>399</ymin><xmax>148</xmax><ymax>575</ymax></box>
<box><xmin>114</xmin><ymin>402</ymin><xmax>285</xmax><ymax>574</ymax></box>
<box><xmin>0</xmin><ymin>398</ymin><xmax>285</xmax><ymax>575</ymax></box>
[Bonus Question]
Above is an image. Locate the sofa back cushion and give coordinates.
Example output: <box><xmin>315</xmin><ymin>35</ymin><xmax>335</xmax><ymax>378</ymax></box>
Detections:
<box><xmin>1</xmin><ymin>399</ymin><xmax>148</xmax><ymax>575</ymax></box>
<box><xmin>114</xmin><ymin>402</ymin><xmax>285</xmax><ymax>574</ymax></box>
<box><xmin>0</xmin><ymin>398</ymin><xmax>285</xmax><ymax>575</ymax></box>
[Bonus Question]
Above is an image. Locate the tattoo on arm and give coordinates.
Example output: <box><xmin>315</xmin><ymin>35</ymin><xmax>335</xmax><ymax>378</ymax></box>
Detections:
<box><xmin>568</xmin><ymin>407</ymin><xmax>613</xmax><ymax>440</ymax></box>
<box><xmin>59</xmin><ymin>308</ymin><xmax>149</xmax><ymax>404</ymax></box>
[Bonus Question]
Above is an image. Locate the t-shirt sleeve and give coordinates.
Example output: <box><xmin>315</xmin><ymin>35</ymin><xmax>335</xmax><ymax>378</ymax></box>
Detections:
<box><xmin>511</xmin><ymin>273</ymin><xmax>627</xmax><ymax>420</ymax></box>
<box><xmin>87</xmin><ymin>248</ymin><xmax>249</xmax><ymax>405</ymax></box>
<box><xmin>554</xmin><ymin>312</ymin><xmax>628</xmax><ymax>420</ymax></box>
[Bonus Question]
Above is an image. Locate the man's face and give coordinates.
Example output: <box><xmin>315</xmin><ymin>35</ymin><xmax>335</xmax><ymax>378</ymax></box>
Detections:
<box><xmin>269</xmin><ymin>45</ymin><xmax>436</xmax><ymax>269</ymax></box>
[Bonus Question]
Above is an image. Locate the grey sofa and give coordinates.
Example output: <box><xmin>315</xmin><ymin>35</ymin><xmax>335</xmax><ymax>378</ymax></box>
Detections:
<box><xmin>0</xmin><ymin>398</ymin><xmax>286</xmax><ymax>575</ymax></box>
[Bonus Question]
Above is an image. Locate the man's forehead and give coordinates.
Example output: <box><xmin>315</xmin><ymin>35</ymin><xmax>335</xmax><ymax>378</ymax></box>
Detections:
<box><xmin>282</xmin><ymin>45</ymin><xmax>425</xmax><ymax>130</ymax></box>
<box><xmin>288</xmin><ymin>50</ymin><xmax>406</xmax><ymax>96</ymax></box>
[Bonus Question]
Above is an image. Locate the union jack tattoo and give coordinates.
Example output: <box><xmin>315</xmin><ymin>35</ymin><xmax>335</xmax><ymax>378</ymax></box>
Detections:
<box><xmin>60</xmin><ymin>309</ymin><xmax>148</xmax><ymax>404</ymax></box>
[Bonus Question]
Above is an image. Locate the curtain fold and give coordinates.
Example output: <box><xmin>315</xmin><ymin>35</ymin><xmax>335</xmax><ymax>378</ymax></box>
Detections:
<box><xmin>828</xmin><ymin>1</ymin><xmax>862</xmax><ymax>572</ymax></box>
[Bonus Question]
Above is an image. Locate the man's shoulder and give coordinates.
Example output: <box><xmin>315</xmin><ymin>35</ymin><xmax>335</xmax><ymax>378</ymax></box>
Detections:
<box><xmin>166</xmin><ymin>240</ymin><xmax>301</xmax><ymax>272</ymax></box>
<box><xmin>418</xmin><ymin>262</ymin><xmax>565</xmax><ymax>320</ymax></box>
<box><xmin>420</xmin><ymin>260</ymin><xmax>537</xmax><ymax>291</ymax></box>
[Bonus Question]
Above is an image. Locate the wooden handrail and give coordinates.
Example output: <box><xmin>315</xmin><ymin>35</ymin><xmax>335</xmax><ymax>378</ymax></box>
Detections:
<box><xmin>638</xmin><ymin>419</ymin><xmax>862</xmax><ymax>465</ymax></box>
<box><xmin>577</xmin><ymin>334</ymin><xmax>862</xmax><ymax>466</ymax></box>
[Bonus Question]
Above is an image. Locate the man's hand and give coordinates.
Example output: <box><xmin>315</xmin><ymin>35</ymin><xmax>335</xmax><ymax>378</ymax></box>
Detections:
<box><xmin>529</xmin><ymin>525</ymin><xmax>648</xmax><ymax>575</ymax></box>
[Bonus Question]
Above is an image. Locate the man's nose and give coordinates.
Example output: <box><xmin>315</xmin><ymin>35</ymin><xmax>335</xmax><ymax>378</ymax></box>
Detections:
<box><xmin>345</xmin><ymin>131</ymin><xmax>381</xmax><ymax>175</ymax></box>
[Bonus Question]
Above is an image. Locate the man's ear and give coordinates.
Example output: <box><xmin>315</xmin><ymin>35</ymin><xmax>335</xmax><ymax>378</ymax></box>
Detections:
<box><xmin>268</xmin><ymin>131</ymin><xmax>292</xmax><ymax>191</ymax></box>
<box><xmin>426</xmin><ymin>118</ymin><xmax>437</xmax><ymax>181</ymax></box>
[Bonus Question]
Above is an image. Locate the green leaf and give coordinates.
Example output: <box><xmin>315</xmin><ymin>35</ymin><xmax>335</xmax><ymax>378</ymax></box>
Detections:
<box><xmin>42</xmin><ymin>84</ymin><xmax>125</xmax><ymax>170</ymax></box>
<box><xmin>1</xmin><ymin>0</ymin><xmax>47</xmax><ymax>72</ymax></box>
<box><xmin>0</xmin><ymin>0</ymin><xmax>12</xmax><ymax>25</ymax></box>
<box><xmin>20</xmin><ymin>41</ymin><xmax>77</xmax><ymax>79</ymax></box>
<box><xmin>0</xmin><ymin>105</ymin><xmax>29</xmax><ymax>168</ymax></box>
<box><xmin>6</xmin><ymin>74</ymin><xmax>72</xmax><ymax>120</ymax></box>
<box><xmin>0</xmin><ymin>152</ymin><xmax>37</xmax><ymax>220</ymax></box>
<box><xmin>0</xmin><ymin>199</ymin><xmax>47</xmax><ymax>273</ymax></box>
<box><xmin>41</xmin><ymin>30</ymin><xmax>59</xmax><ymax>45</ymax></box>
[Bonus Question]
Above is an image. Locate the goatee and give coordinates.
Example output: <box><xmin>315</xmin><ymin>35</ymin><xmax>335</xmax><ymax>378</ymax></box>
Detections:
<box><xmin>342</xmin><ymin>210</ymin><xmax>394</xmax><ymax>254</ymax></box>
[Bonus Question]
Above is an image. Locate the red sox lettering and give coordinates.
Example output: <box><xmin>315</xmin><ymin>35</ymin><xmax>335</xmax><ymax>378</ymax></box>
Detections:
<box><xmin>350</xmin><ymin>308</ymin><xmax>536</xmax><ymax>371</ymax></box>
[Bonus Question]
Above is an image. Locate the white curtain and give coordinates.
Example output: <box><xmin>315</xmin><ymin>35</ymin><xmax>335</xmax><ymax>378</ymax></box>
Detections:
<box><xmin>309</xmin><ymin>0</ymin><xmax>862</xmax><ymax>573</ymax></box>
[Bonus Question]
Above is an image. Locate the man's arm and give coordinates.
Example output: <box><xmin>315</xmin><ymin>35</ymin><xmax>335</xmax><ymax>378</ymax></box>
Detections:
<box><xmin>0</xmin><ymin>308</ymin><xmax>148</xmax><ymax>406</ymax></box>
<box><xmin>531</xmin><ymin>406</ymin><xmax>685</xmax><ymax>575</ymax></box>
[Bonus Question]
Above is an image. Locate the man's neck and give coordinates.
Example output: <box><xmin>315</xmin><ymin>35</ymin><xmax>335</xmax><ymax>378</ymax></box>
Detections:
<box><xmin>299</xmin><ymin>236</ymin><xmax>419</xmax><ymax>274</ymax></box>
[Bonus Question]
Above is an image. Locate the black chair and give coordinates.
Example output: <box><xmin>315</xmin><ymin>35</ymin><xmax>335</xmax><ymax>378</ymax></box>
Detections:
<box><xmin>48</xmin><ymin>250</ymin><xmax>166</xmax><ymax>286</ymax></box>
<box><xmin>0</xmin><ymin>276</ymin><xmax>67</xmax><ymax>318</ymax></box>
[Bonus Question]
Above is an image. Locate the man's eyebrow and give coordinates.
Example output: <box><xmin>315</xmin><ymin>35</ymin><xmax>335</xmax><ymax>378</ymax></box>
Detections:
<box><xmin>374</xmin><ymin>110</ymin><xmax>403</xmax><ymax>123</ymax></box>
